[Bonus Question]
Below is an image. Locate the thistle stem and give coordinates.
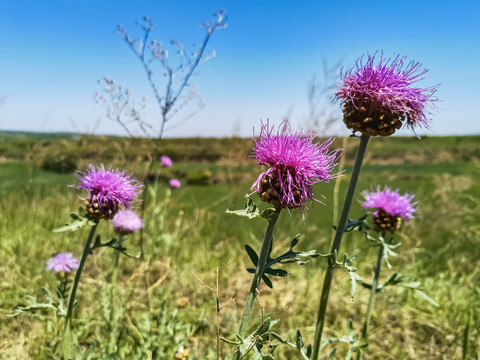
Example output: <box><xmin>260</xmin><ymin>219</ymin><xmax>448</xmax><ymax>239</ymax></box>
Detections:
<box><xmin>109</xmin><ymin>235</ymin><xmax>125</xmax><ymax>353</ymax></box>
<box><xmin>64</xmin><ymin>223</ymin><xmax>98</xmax><ymax>359</ymax></box>
<box><xmin>312</xmin><ymin>133</ymin><xmax>370</xmax><ymax>359</ymax></box>
<box><xmin>238</xmin><ymin>209</ymin><xmax>281</xmax><ymax>338</ymax></box>
<box><xmin>357</xmin><ymin>242</ymin><xmax>384</xmax><ymax>360</ymax></box>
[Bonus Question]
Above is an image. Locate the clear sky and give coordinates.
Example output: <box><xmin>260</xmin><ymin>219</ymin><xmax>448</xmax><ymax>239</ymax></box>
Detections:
<box><xmin>1</xmin><ymin>0</ymin><xmax>479</xmax><ymax>138</ymax></box>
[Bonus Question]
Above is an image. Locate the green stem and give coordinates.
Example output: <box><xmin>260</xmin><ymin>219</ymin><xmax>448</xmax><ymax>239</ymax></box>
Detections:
<box><xmin>357</xmin><ymin>243</ymin><xmax>384</xmax><ymax>360</ymax></box>
<box><xmin>64</xmin><ymin>223</ymin><xmax>98</xmax><ymax>360</ymax></box>
<box><xmin>312</xmin><ymin>134</ymin><xmax>370</xmax><ymax>360</ymax></box>
<box><xmin>109</xmin><ymin>235</ymin><xmax>125</xmax><ymax>354</ymax></box>
<box><xmin>238</xmin><ymin>209</ymin><xmax>281</xmax><ymax>338</ymax></box>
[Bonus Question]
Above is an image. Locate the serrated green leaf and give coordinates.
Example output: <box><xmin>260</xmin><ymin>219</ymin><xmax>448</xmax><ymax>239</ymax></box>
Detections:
<box><xmin>245</xmin><ymin>244</ymin><xmax>259</xmax><ymax>266</ymax></box>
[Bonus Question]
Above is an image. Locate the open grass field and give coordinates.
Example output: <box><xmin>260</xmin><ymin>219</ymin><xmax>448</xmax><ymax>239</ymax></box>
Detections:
<box><xmin>0</xmin><ymin>132</ymin><xmax>479</xmax><ymax>359</ymax></box>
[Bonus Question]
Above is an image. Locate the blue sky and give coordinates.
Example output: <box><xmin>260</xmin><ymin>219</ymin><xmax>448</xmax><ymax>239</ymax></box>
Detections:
<box><xmin>1</xmin><ymin>0</ymin><xmax>479</xmax><ymax>137</ymax></box>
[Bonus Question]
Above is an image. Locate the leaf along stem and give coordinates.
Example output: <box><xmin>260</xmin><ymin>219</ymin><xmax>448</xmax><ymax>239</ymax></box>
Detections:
<box><xmin>237</xmin><ymin>208</ymin><xmax>281</xmax><ymax>339</ymax></box>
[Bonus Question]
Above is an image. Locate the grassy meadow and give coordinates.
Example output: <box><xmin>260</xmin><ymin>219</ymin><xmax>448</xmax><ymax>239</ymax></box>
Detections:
<box><xmin>0</xmin><ymin>132</ymin><xmax>479</xmax><ymax>359</ymax></box>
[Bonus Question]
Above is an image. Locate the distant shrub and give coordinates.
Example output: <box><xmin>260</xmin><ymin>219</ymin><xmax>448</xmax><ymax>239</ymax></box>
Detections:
<box><xmin>187</xmin><ymin>169</ymin><xmax>212</xmax><ymax>185</ymax></box>
<box><xmin>41</xmin><ymin>153</ymin><xmax>79</xmax><ymax>173</ymax></box>
<box><xmin>2</xmin><ymin>139</ymin><xmax>37</xmax><ymax>159</ymax></box>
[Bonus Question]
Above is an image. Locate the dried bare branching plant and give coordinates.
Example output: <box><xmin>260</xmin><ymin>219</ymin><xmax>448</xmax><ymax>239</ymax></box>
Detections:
<box><xmin>94</xmin><ymin>11</ymin><xmax>227</xmax><ymax>260</ymax></box>
<box><xmin>95</xmin><ymin>10</ymin><xmax>227</xmax><ymax>138</ymax></box>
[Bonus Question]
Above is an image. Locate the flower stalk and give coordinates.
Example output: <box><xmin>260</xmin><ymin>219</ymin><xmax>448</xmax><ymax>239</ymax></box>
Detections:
<box><xmin>63</xmin><ymin>223</ymin><xmax>98</xmax><ymax>359</ymax></box>
<box><xmin>357</xmin><ymin>241</ymin><xmax>384</xmax><ymax>360</ymax></box>
<box><xmin>311</xmin><ymin>133</ymin><xmax>370</xmax><ymax>359</ymax></box>
<box><xmin>238</xmin><ymin>208</ymin><xmax>281</xmax><ymax>338</ymax></box>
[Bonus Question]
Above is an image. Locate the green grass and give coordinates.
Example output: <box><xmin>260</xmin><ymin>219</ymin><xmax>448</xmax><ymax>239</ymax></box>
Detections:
<box><xmin>0</xmin><ymin>135</ymin><xmax>479</xmax><ymax>359</ymax></box>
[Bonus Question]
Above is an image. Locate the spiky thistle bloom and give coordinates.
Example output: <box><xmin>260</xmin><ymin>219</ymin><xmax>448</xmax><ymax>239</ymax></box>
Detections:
<box><xmin>336</xmin><ymin>53</ymin><xmax>437</xmax><ymax>136</ymax></box>
<box><xmin>112</xmin><ymin>209</ymin><xmax>144</xmax><ymax>235</ymax></box>
<box><xmin>76</xmin><ymin>164</ymin><xmax>142</xmax><ymax>219</ymax></box>
<box><xmin>169</xmin><ymin>179</ymin><xmax>181</xmax><ymax>189</ymax></box>
<box><xmin>252</xmin><ymin>121</ymin><xmax>341</xmax><ymax>210</ymax></box>
<box><xmin>47</xmin><ymin>253</ymin><xmax>79</xmax><ymax>274</ymax></box>
<box><xmin>160</xmin><ymin>155</ymin><xmax>172</xmax><ymax>167</ymax></box>
<box><xmin>361</xmin><ymin>186</ymin><xmax>417</xmax><ymax>233</ymax></box>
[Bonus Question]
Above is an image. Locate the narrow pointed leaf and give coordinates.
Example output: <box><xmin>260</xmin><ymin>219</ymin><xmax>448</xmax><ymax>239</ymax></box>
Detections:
<box><xmin>244</xmin><ymin>244</ymin><xmax>259</xmax><ymax>266</ymax></box>
<box><xmin>264</xmin><ymin>268</ymin><xmax>289</xmax><ymax>277</ymax></box>
<box><xmin>414</xmin><ymin>290</ymin><xmax>439</xmax><ymax>307</ymax></box>
<box><xmin>290</xmin><ymin>234</ymin><xmax>301</xmax><ymax>249</ymax></box>
<box><xmin>262</xmin><ymin>274</ymin><xmax>273</xmax><ymax>288</ymax></box>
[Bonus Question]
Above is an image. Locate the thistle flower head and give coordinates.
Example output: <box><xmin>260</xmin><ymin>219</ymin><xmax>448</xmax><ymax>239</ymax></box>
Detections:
<box><xmin>252</xmin><ymin>121</ymin><xmax>341</xmax><ymax>211</ymax></box>
<box><xmin>112</xmin><ymin>209</ymin><xmax>144</xmax><ymax>235</ymax></box>
<box><xmin>47</xmin><ymin>253</ymin><xmax>79</xmax><ymax>274</ymax></box>
<box><xmin>160</xmin><ymin>155</ymin><xmax>172</xmax><ymax>167</ymax></box>
<box><xmin>361</xmin><ymin>186</ymin><xmax>417</xmax><ymax>233</ymax></box>
<box><xmin>169</xmin><ymin>179</ymin><xmax>181</xmax><ymax>189</ymax></box>
<box><xmin>76</xmin><ymin>164</ymin><xmax>142</xmax><ymax>219</ymax></box>
<box><xmin>336</xmin><ymin>53</ymin><xmax>437</xmax><ymax>136</ymax></box>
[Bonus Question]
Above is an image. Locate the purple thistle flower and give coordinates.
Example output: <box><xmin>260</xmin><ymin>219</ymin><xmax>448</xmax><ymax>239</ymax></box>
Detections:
<box><xmin>252</xmin><ymin>121</ymin><xmax>341</xmax><ymax>211</ymax></box>
<box><xmin>336</xmin><ymin>53</ymin><xmax>437</xmax><ymax>136</ymax></box>
<box><xmin>112</xmin><ymin>209</ymin><xmax>144</xmax><ymax>235</ymax></box>
<box><xmin>47</xmin><ymin>253</ymin><xmax>79</xmax><ymax>274</ymax></box>
<box><xmin>169</xmin><ymin>179</ymin><xmax>181</xmax><ymax>189</ymax></box>
<box><xmin>160</xmin><ymin>155</ymin><xmax>172</xmax><ymax>167</ymax></box>
<box><xmin>76</xmin><ymin>164</ymin><xmax>142</xmax><ymax>219</ymax></box>
<box><xmin>361</xmin><ymin>186</ymin><xmax>417</xmax><ymax>233</ymax></box>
